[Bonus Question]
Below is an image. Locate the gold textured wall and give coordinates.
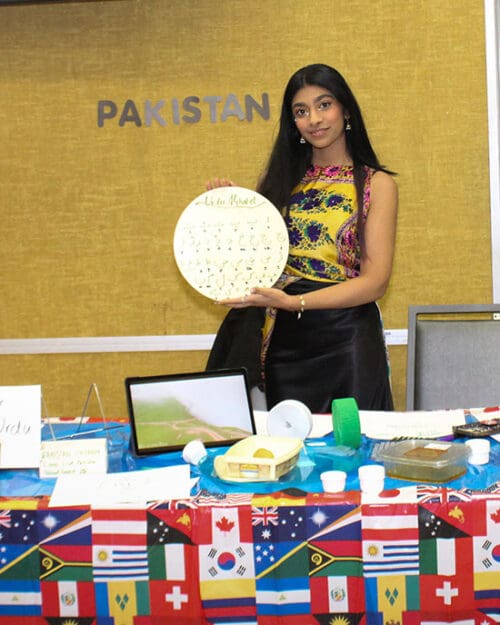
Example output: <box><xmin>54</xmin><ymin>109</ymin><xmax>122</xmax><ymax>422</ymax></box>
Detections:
<box><xmin>0</xmin><ymin>0</ymin><xmax>491</xmax><ymax>415</ymax></box>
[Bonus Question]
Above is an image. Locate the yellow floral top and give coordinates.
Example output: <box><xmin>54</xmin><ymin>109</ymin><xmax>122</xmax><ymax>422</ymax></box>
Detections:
<box><xmin>285</xmin><ymin>164</ymin><xmax>373</xmax><ymax>283</ymax></box>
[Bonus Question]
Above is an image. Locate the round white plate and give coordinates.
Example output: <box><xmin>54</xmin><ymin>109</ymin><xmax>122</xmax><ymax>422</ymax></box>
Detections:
<box><xmin>173</xmin><ymin>186</ymin><xmax>289</xmax><ymax>300</ymax></box>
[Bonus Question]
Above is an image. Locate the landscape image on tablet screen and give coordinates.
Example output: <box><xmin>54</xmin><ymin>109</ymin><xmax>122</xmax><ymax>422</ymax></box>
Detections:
<box><xmin>129</xmin><ymin>374</ymin><xmax>254</xmax><ymax>451</ymax></box>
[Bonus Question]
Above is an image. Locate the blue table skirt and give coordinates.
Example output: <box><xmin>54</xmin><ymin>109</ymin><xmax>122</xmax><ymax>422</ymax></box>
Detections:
<box><xmin>0</xmin><ymin>421</ymin><xmax>498</xmax><ymax>498</ymax></box>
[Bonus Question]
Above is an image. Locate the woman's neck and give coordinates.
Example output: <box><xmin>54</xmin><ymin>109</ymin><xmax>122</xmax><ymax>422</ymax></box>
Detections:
<box><xmin>311</xmin><ymin>146</ymin><xmax>352</xmax><ymax>168</ymax></box>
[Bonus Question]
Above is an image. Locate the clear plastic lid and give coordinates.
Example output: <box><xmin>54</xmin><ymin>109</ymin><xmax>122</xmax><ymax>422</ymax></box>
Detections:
<box><xmin>372</xmin><ymin>439</ymin><xmax>470</xmax><ymax>468</ymax></box>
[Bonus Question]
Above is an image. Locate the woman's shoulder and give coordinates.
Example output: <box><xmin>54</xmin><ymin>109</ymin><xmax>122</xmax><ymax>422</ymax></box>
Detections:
<box><xmin>369</xmin><ymin>169</ymin><xmax>398</xmax><ymax>216</ymax></box>
<box><xmin>370</xmin><ymin>169</ymin><xmax>398</xmax><ymax>194</ymax></box>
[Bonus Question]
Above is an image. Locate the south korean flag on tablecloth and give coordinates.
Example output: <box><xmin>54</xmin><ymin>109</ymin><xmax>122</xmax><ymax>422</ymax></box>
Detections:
<box><xmin>197</xmin><ymin>506</ymin><xmax>257</xmax><ymax>623</ymax></box>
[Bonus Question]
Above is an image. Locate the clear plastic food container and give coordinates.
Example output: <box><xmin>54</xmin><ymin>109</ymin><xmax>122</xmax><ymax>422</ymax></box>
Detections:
<box><xmin>371</xmin><ymin>439</ymin><xmax>470</xmax><ymax>482</ymax></box>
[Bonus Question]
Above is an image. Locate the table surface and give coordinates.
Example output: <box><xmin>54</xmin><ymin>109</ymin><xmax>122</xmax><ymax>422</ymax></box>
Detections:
<box><xmin>1</xmin><ymin>419</ymin><xmax>499</xmax><ymax>498</ymax></box>
<box><xmin>0</xmin><ymin>421</ymin><xmax>499</xmax><ymax>624</ymax></box>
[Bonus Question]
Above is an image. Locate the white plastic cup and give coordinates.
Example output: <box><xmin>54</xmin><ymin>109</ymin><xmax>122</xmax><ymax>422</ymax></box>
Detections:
<box><xmin>358</xmin><ymin>464</ymin><xmax>385</xmax><ymax>494</ymax></box>
<box><xmin>320</xmin><ymin>470</ymin><xmax>347</xmax><ymax>493</ymax></box>
<box><xmin>465</xmin><ymin>438</ymin><xmax>490</xmax><ymax>465</ymax></box>
<box><xmin>182</xmin><ymin>439</ymin><xmax>207</xmax><ymax>465</ymax></box>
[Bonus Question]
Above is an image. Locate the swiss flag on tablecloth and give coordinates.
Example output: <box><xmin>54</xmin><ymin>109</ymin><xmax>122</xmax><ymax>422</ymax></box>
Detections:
<box><xmin>149</xmin><ymin>579</ymin><xmax>202</xmax><ymax>620</ymax></box>
<box><xmin>419</xmin><ymin>538</ymin><xmax>474</xmax><ymax>612</ymax></box>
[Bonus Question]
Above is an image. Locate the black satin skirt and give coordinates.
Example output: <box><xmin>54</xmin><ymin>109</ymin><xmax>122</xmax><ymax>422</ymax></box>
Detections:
<box><xmin>264</xmin><ymin>279</ymin><xmax>394</xmax><ymax>413</ymax></box>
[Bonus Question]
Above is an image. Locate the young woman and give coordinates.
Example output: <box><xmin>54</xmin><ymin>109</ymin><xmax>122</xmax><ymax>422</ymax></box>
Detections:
<box><xmin>207</xmin><ymin>63</ymin><xmax>398</xmax><ymax>413</ymax></box>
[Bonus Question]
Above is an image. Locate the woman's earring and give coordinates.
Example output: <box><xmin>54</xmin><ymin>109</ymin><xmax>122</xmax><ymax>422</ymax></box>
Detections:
<box><xmin>299</xmin><ymin>136</ymin><xmax>306</xmax><ymax>144</ymax></box>
<box><xmin>345</xmin><ymin>118</ymin><xmax>352</xmax><ymax>131</ymax></box>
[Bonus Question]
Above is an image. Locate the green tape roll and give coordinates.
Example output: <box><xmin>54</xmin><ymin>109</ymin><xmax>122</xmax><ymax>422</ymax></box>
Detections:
<box><xmin>331</xmin><ymin>397</ymin><xmax>361</xmax><ymax>449</ymax></box>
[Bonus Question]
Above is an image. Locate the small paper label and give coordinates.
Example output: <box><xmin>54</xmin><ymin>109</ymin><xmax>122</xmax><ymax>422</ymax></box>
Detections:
<box><xmin>40</xmin><ymin>438</ymin><xmax>107</xmax><ymax>478</ymax></box>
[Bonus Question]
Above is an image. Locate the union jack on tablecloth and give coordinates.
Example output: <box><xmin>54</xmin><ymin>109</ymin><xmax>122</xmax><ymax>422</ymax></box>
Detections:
<box><xmin>416</xmin><ymin>485</ymin><xmax>474</xmax><ymax>503</ymax></box>
<box><xmin>251</xmin><ymin>506</ymin><xmax>279</xmax><ymax>527</ymax></box>
<box><xmin>0</xmin><ymin>511</ymin><xmax>12</xmax><ymax>529</ymax></box>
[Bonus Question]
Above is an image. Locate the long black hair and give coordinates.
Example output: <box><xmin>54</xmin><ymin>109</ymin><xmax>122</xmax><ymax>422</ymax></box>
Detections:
<box><xmin>257</xmin><ymin>64</ymin><xmax>394</xmax><ymax>220</ymax></box>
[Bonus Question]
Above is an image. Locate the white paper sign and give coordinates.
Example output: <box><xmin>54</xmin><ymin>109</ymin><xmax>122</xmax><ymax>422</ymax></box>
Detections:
<box><xmin>49</xmin><ymin>464</ymin><xmax>194</xmax><ymax>507</ymax></box>
<box><xmin>359</xmin><ymin>409</ymin><xmax>467</xmax><ymax>440</ymax></box>
<box><xmin>40</xmin><ymin>438</ymin><xmax>108</xmax><ymax>478</ymax></box>
<box><xmin>0</xmin><ymin>385</ymin><xmax>41</xmax><ymax>468</ymax></box>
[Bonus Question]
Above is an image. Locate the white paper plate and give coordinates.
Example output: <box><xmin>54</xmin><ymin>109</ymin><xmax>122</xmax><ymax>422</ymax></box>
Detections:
<box><xmin>173</xmin><ymin>186</ymin><xmax>289</xmax><ymax>300</ymax></box>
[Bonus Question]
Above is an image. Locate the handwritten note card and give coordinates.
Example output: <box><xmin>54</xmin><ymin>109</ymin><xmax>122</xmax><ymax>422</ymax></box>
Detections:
<box><xmin>40</xmin><ymin>438</ymin><xmax>108</xmax><ymax>478</ymax></box>
<box><xmin>0</xmin><ymin>385</ymin><xmax>41</xmax><ymax>468</ymax></box>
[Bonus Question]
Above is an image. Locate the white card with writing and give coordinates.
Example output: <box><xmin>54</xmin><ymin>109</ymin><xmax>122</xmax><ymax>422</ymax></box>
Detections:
<box><xmin>40</xmin><ymin>438</ymin><xmax>108</xmax><ymax>478</ymax></box>
<box><xmin>0</xmin><ymin>385</ymin><xmax>41</xmax><ymax>468</ymax></box>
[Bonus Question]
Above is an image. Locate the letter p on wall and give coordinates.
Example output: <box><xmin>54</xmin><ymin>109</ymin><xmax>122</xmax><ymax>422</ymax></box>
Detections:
<box><xmin>97</xmin><ymin>100</ymin><xmax>118</xmax><ymax>127</ymax></box>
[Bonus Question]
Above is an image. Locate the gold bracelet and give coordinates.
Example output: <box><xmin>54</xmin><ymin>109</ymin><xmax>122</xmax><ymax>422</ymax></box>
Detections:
<box><xmin>297</xmin><ymin>295</ymin><xmax>306</xmax><ymax>319</ymax></box>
